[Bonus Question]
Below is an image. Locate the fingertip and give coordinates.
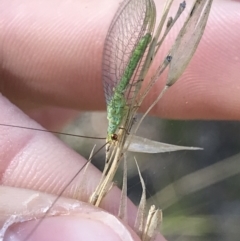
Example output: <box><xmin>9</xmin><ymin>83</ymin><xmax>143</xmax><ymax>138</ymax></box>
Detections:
<box><xmin>5</xmin><ymin>215</ymin><xmax>139</xmax><ymax>241</ymax></box>
<box><xmin>1</xmin><ymin>187</ymin><xmax>140</xmax><ymax>241</ymax></box>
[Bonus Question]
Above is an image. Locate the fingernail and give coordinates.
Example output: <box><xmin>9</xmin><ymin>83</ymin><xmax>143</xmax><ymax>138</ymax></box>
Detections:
<box><xmin>4</xmin><ymin>212</ymin><xmax>137</xmax><ymax>241</ymax></box>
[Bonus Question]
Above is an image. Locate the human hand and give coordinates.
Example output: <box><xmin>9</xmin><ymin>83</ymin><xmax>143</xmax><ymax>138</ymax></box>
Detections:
<box><xmin>0</xmin><ymin>0</ymin><xmax>240</xmax><ymax>241</ymax></box>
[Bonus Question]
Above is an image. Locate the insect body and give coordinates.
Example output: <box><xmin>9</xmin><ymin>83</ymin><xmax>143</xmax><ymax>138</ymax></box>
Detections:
<box><xmin>107</xmin><ymin>33</ymin><xmax>152</xmax><ymax>141</ymax></box>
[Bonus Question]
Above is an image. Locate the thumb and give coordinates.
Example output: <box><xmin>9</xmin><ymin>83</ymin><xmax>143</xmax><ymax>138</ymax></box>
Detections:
<box><xmin>1</xmin><ymin>186</ymin><xmax>143</xmax><ymax>241</ymax></box>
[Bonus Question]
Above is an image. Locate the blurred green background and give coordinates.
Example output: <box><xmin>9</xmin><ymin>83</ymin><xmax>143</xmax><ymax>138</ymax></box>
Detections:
<box><xmin>60</xmin><ymin>112</ymin><xmax>240</xmax><ymax>241</ymax></box>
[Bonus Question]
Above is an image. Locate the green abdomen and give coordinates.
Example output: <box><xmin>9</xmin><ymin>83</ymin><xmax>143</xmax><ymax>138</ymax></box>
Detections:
<box><xmin>107</xmin><ymin>92</ymin><xmax>126</xmax><ymax>140</ymax></box>
<box><xmin>107</xmin><ymin>33</ymin><xmax>151</xmax><ymax>140</ymax></box>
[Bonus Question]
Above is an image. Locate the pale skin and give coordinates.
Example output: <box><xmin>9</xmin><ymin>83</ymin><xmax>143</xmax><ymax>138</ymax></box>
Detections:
<box><xmin>0</xmin><ymin>0</ymin><xmax>240</xmax><ymax>241</ymax></box>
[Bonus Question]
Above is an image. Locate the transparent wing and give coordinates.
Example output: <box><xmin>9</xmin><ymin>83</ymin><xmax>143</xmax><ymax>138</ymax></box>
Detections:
<box><xmin>102</xmin><ymin>0</ymin><xmax>155</xmax><ymax>104</ymax></box>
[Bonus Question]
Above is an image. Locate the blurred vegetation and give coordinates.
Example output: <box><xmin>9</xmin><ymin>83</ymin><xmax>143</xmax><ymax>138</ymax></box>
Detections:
<box><xmin>60</xmin><ymin>112</ymin><xmax>240</xmax><ymax>241</ymax></box>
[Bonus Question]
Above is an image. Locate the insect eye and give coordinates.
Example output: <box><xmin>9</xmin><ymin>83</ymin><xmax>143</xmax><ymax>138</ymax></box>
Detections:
<box><xmin>111</xmin><ymin>134</ymin><xmax>118</xmax><ymax>141</ymax></box>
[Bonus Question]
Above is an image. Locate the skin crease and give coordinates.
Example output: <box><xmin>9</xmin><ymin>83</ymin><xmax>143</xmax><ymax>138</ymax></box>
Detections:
<box><xmin>0</xmin><ymin>0</ymin><xmax>240</xmax><ymax>240</ymax></box>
